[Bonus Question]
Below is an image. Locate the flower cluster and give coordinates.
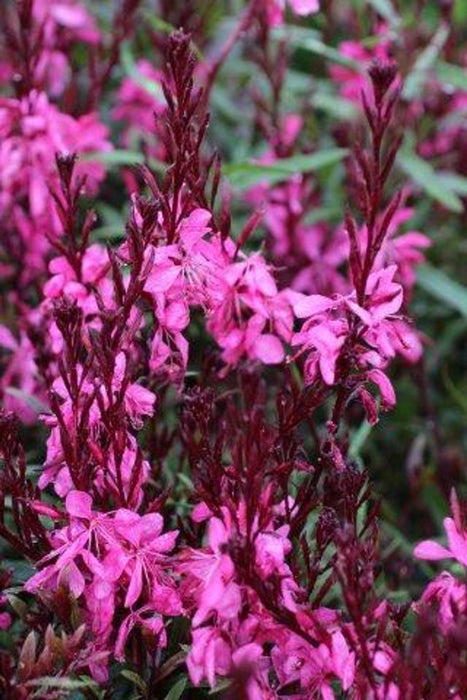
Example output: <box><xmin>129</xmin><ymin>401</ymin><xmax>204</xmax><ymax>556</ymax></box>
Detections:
<box><xmin>0</xmin><ymin>92</ymin><xmax>110</xmax><ymax>281</ymax></box>
<box><xmin>180</xmin><ymin>497</ymin><xmax>356</xmax><ymax>696</ymax></box>
<box><xmin>0</xmin><ymin>2</ymin><xmax>465</xmax><ymax>699</ymax></box>
<box><xmin>26</xmin><ymin>490</ymin><xmax>180</xmax><ymax>682</ymax></box>
<box><xmin>414</xmin><ymin>491</ymin><xmax>467</xmax><ymax>633</ymax></box>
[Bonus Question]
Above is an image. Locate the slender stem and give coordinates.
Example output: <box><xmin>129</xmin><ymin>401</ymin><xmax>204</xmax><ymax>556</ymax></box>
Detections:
<box><xmin>202</xmin><ymin>0</ymin><xmax>258</xmax><ymax>108</ymax></box>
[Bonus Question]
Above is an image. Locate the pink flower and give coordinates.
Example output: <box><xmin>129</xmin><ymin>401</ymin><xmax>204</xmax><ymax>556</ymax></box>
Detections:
<box><xmin>288</xmin><ymin>266</ymin><xmax>409</xmax><ymax>413</ymax></box>
<box><xmin>0</xmin><ymin>92</ymin><xmax>110</xmax><ymax>214</ymax></box>
<box><xmin>144</xmin><ymin>209</ymin><xmax>215</xmax><ymax>305</ymax></box>
<box><xmin>187</xmin><ymin>626</ymin><xmax>232</xmax><ymax>688</ymax></box>
<box><xmin>414</xmin><ymin>509</ymin><xmax>467</xmax><ymax>568</ymax></box>
<box><xmin>272</xmin><ymin>629</ymin><xmax>355</xmax><ymax>698</ymax></box>
<box><xmin>0</xmin><ymin>326</ymin><xmax>44</xmax><ymax>424</ymax></box>
<box><xmin>289</xmin><ymin>304</ymin><xmax>347</xmax><ymax>385</ymax></box>
<box><xmin>34</xmin><ymin>0</ymin><xmax>100</xmax><ymax>45</ymax></box>
<box><xmin>416</xmin><ymin>573</ymin><xmax>467</xmax><ymax>632</ymax></box>
<box><xmin>0</xmin><ymin>612</ymin><xmax>11</xmax><ymax>630</ymax></box>
<box><xmin>113</xmin><ymin>59</ymin><xmax>165</xmax><ymax>158</ymax></box>
<box><xmin>289</xmin><ymin>0</ymin><xmax>319</xmax><ymax>14</ymax></box>
<box><xmin>0</xmin><ymin>1</ymin><xmax>100</xmax><ymax>97</ymax></box>
<box><xmin>364</xmin><ymin>208</ymin><xmax>430</xmax><ymax>297</ymax></box>
<box><xmin>44</xmin><ymin>244</ymin><xmax>109</xmax><ymax>299</ymax></box>
<box><xmin>207</xmin><ymin>254</ymin><xmax>292</xmax><ymax>367</ymax></box>
<box><xmin>348</xmin><ymin>266</ymin><xmax>403</xmax><ymax>327</ymax></box>
<box><xmin>25</xmin><ymin>492</ymin><xmax>180</xmax><ymax>679</ymax></box>
<box><xmin>186</xmin><ymin>514</ymin><xmax>242</xmax><ymax>627</ymax></box>
<box><xmin>231</xmin><ymin>643</ymin><xmax>271</xmax><ymax>700</ymax></box>
<box><xmin>366</xmin><ymin>369</ymin><xmax>396</xmax><ymax>409</ymax></box>
<box><xmin>115</xmin><ymin>607</ymin><xmax>167</xmax><ymax>660</ymax></box>
<box><xmin>264</xmin><ymin>0</ymin><xmax>319</xmax><ymax>26</ymax></box>
<box><xmin>0</xmin><ymin>92</ymin><xmax>111</xmax><ymax>283</ymax></box>
<box><xmin>113</xmin><ymin>353</ymin><xmax>156</xmax><ymax>429</ymax></box>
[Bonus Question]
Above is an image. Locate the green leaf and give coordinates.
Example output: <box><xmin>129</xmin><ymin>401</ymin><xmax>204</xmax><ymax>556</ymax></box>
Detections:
<box><xmin>93</xmin><ymin>203</ymin><xmax>125</xmax><ymax>241</ymax></box>
<box><xmin>403</xmin><ymin>24</ymin><xmax>450</xmax><ymax>99</ymax></box>
<box><xmin>367</xmin><ymin>0</ymin><xmax>401</xmax><ymax>27</ymax></box>
<box><xmin>26</xmin><ymin>677</ymin><xmax>98</xmax><ymax>690</ymax></box>
<box><xmin>349</xmin><ymin>420</ymin><xmax>374</xmax><ymax>462</ymax></box>
<box><xmin>208</xmin><ymin>678</ymin><xmax>231</xmax><ymax>694</ymax></box>
<box><xmin>81</xmin><ymin>150</ymin><xmax>145</xmax><ymax>166</ymax></box>
<box><xmin>435</xmin><ymin>60</ymin><xmax>467</xmax><ymax>90</ymax></box>
<box><xmin>311</xmin><ymin>92</ymin><xmax>359</xmax><ymax>120</ymax></box>
<box><xmin>83</xmin><ymin>151</ymin><xmax>165</xmax><ymax>173</ymax></box>
<box><xmin>417</xmin><ymin>264</ymin><xmax>467</xmax><ymax>317</ymax></box>
<box><xmin>436</xmin><ymin>172</ymin><xmax>467</xmax><ymax>197</ymax></box>
<box><xmin>96</xmin><ymin>202</ymin><xmax>125</xmax><ymax>226</ymax></box>
<box><xmin>397</xmin><ymin>149</ymin><xmax>464</xmax><ymax>212</ymax></box>
<box><xmin>92</xmin><ymin>225</ymin><xmax>125</xmax><ymax>241</ymax></box>
<box><xmin>224</xmin><ymin>149</ymin><xmax>347</xmax><ymax>189</ymax></box>
<box><xmin>164</xmin><ymin>677</ymin><xmax>187</xmax><ymax>700</ymax></box>
<box><xmin>454</xmin><ymin>0</ymin><xmax>467</xmax><ymax>25</ymax></box>
<box><xmin>141</xmin><ymin>12</ymin><xmax>175</xmax><ymax>35</ymax></box>
<box><xmin>302</xmin><ymin>206</ymin><xmax>343</xmax><ymax>225</ymax></box>
<box><xmin>442</xmin><ymin>366</ymin><xmax>467</xmax><ymax>415</ymax></box>
<box><xmin>420</xmin><ymin>483</ymin><xmax>448</xmax><ymax>531</ymax></box>
<box><xmin>6</xmin><ymin>593</ymin><xmax>27</xmax><ymax>618</ymax></box>
<box><xmin>273</xmin><ymin>26</ymin><xmax>359</xmax><ymax>68</ymax></box>
<box><xmin>120</xmin><ymin>670</ymin><xmax>147</xmax><ymax>694</ymax></box>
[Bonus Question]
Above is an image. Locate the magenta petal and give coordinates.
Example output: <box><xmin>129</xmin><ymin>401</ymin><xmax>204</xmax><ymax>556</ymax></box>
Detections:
<box><xmin>67</xmin><ymin>562</ymin><xmax>85</xmax><ymax>598</ymax></box>
<box><xmin>367</xmin><ymin>369</ymin><xmax>396</xmax><ymax>408</ymax></box>
<box><xmin>289</xmin><ymin>0</ymin><xmax>319</xmax><ymax>14</ymax></box>
<box><xmin>65</xmin><ymin>490</ymin><xmax>93</xmax><ymax>520</ymax></box>
<box><xmin>414</xmin><ymin>540</ymin><xmax>452</xmax><ymax>561</ymax></box>
<box><xmin>293</xmin><ymin>293</ymin><xmax>332</xmax><ymax>318</ymax></box>
<box><xmin>179</xmin><ymin>208</ymin><xmax>212</xmax><ymax>249</ymax></box>
<box><xmin>444</xmin><ymin>518</ymin><xmax>467</xmax><ymax>567</ymax></box>
<box><xmin>252</xmin><ymin>334</ymin><xmax>284</xmax><ymax>364</ymax></box>
<box><xmin>124</xmin><ymin>559</ymin><xmax>143</xmax><ymax>607</ymax></box>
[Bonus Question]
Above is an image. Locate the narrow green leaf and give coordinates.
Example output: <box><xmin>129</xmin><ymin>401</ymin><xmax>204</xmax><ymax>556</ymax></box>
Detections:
<box><xmin>435</xmin><ymin>60</ymin><xmax>467</xmax><ymax>90</ymax></box>
<box><xmin>81</xmin><ymin>150</ymin><xmax>145</xmax><ymax>166</ymax></box>
<box><xmin>273</xmin><ymin>26</ymin><xmax>359</xmax><ymax>68</ymax></box>
<box><xmin>437</xmin><ymin>172</ymin><xmax>467</xmax><ymax>197</ymax></box>
<box><xmin>224</xmin><ymin>149</ymin><xmax>347</xmax><ymax>189</ymax></box>
<box><xmin>403</xmin><ymin>24</ymin><xmax>450</xmax><ymax>99</ymax></box>
<box><xmin>209</xmin><ymin>678</ymin><xmax>231</xmax><ymax>694</ymax></box>
<box><xmin>312</xmin><ymin>92</ymin><xmax>358</xmax><ymax>120</ymax></box>
<box><xmin>92</xmin><ymin>225</ymin><xmax>125</xmax><ymax>241</ymax></box>
<box><xmin>96</xmin><ymin>202</ymin><xmax>125</xmax><ymax>226</ymax></box>
<box><xmin>367</xmin><ymin>0</ymin><xmax>401</xmax><ymax>27</ymax></box>
<box><xmin>120</xmin><ymin>670</ymin><xmax>147</xmax><ymax>693</ymax></box>
<box><xmin>397</xmin><ymin>149</ymin><xmax>464</xmax><ymax>212</ymax></box>
<box><xmin>141</xmin><ymin>12</ymin><xmax>175</xmax><ymax>35</ymax></box>
<box><xmin>420</xmin><ymin>484</ymin><xmax>448</xmax><ymax>531</ymax></box>
<box><xmin>26</xmin><ymin>677</ymin><xmax>98</xmax><ymax>690</ymax></box>
<box><xmin>349</xmin><ymin>420</ymin><xmax>374</xmax><ymax>461</ymax></box>
<box><xmin>164</xmin><ymin>677</ymin><xmax>187</xmax><ymax>700</ymax></box>
<box><xmin>417</xmin><ymin>264</ymin><xmax>467</xmax><ymax>317</ymax></box>
<box><xmin>442</xmin><ymin>366</ymin><xmax>467</xmax><ymax>415</ymax></box>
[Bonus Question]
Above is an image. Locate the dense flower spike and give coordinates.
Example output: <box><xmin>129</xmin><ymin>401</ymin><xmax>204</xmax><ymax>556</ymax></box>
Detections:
<box><xmin>0</xmin><ymin>2</ymin><xmax>465</xmax><ymax>698</ymax></box>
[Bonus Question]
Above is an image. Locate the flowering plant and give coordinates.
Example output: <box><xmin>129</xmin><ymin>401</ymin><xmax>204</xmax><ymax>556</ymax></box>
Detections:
<box><xmin>0</xmin><ymin>1</ymin><xmax>466</xmax><ymax>698</ymax></box>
